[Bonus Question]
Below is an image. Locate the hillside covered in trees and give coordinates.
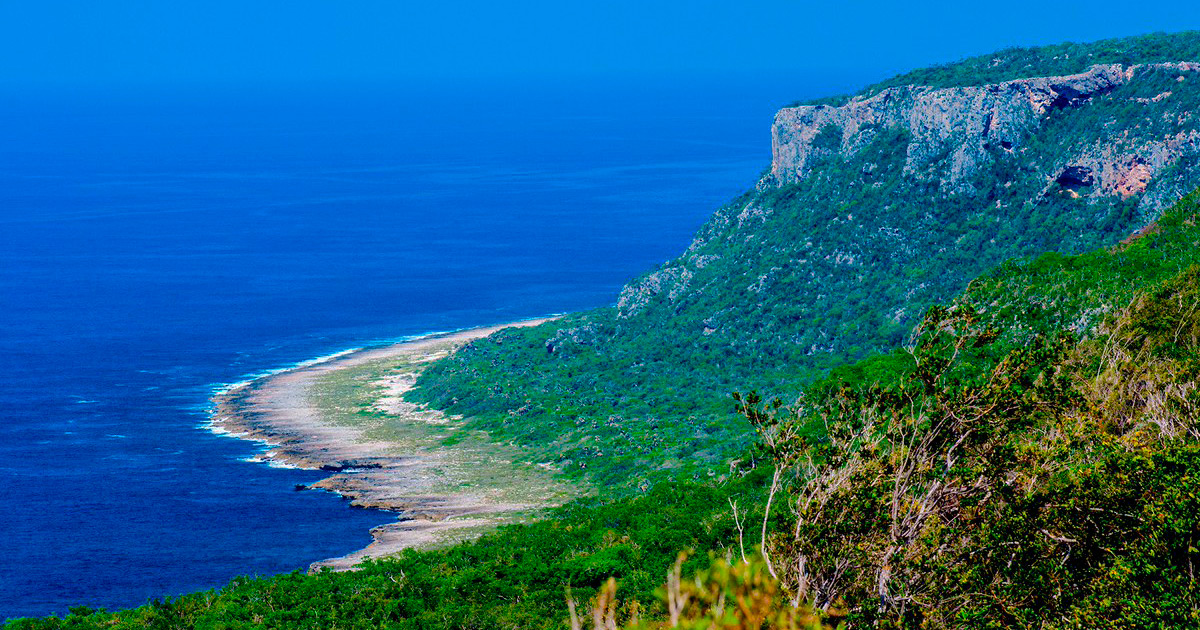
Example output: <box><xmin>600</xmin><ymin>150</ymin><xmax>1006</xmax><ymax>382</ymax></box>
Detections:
<box><xmin>14</xmin><ymin>173</ymin><xmax>1200</xmax><ymax>630</ymax></box>
<box><xmin>408</xmin><ymin>31</ymin><xmax>1200</xmax><ymax>487</ymax></box>
<box><xmin>11</xmin><ymin>32</ymin><xmax>1200</xmax><ymax>629</ymax></box>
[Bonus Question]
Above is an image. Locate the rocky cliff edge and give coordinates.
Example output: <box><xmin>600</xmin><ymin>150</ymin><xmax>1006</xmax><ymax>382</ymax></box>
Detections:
<box><xmin>766</xmin><ymin>62</ymin><xmax>1200</xmax><ymax>203</ymax></box>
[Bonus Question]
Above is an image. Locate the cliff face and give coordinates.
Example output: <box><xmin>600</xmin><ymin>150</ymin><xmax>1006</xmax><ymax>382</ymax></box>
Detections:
<box><xmin>767</xmin><ymin>63</ymin><xmax>1200</xmax><ymax>207</ymax></box>
<box><xmin>615</xmin><ymin>60</ymin><xmax>1200</xmax><ymax>333</ymax></box>
<box><xmin>411</xmin><ymin>35</ymin><xmax>1200</xmax><ymax>485</ymax></box>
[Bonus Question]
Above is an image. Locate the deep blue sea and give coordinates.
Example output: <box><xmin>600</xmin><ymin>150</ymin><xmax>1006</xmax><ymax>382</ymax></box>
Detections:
<box><xmin>0</xmin><ymin>78</ymin><xmax>843</xmax><ymax>619</ymax></box>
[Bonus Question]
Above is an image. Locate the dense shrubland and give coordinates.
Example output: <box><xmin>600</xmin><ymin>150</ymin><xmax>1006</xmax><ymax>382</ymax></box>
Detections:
<box><xmin>15</xmin><ymin>195</ymin><xmax>1200</xmax><ymax>628</ymax></box>
<box><xmin>703</xmin><ymin>194</ymin><xmax>1200</xmax><ymax>626</ymax></box>
<box><xmin>14</xmin><ymin>33</ymin><xmax>1200</xmax><ymax>629</ymax></box>
<box><xmin>409</xmin><ymin>40</ymin><xmax>1200</xmax><ymax>488</ymax></box>
<box><xmin>741</xmin><ymin>282</ymin><xmax>1200</xmax><ymax>626</ymax></box>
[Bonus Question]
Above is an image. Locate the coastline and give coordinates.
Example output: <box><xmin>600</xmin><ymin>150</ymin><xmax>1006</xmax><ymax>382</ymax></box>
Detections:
<box><xmin>207</xmin><ymin>317</ymin><xmax>576</xmax><ymax>571</ymax></box>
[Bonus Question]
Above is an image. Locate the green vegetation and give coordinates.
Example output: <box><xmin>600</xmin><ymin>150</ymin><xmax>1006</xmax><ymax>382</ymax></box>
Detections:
<box><xmin>740</xmin><ymin>268</ymin><xmax>1200</xmax><ymax>626</ymax></box>
<box><xmin>580</xmin><ymin>554</ymin><xmax>832</xmax><ymax>630</ymax></box>
<box><xmin>703</xmin><ymin>192</ymin><xmax>1200</xmax><ymax>627</ymax></box>
<box><xmin>4</xmin><ymin>479</ymin><xmax>772</xmax><ymax>630</ymax></box>
<box><xmin>799</xmin><ymin>30</ymin><xmax>1200</xmax><ymax>106</ymax></box>
<box><xmin>15</xmin><ymin>33</ymin><xmax>1200</xmax><ymax>629</ymax></box>
<box><xmin>17</xmin><ymin>192</ymin><xmax>1200</xmax><ymax>629</ymax></box>
<box><xmin>958</xmin><ymin>194</ymin><xmax>1200</xmax><ymax>342</ymax></box>
<box><xmin>306</xmin><ymin>346</ymin><xmax>581</xmax><ymax>532</ymax></box>
<box><xmin>409</xmin><ymin>33</ymin><xmax>1200</xmax><ymax>488</ymax></box>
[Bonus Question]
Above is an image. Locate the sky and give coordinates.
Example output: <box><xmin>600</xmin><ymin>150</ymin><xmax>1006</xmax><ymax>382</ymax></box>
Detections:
<box><xmin>1</xmin><ymin>1</ymin><xmax>1199</xmax><ymax>89</ymax></box>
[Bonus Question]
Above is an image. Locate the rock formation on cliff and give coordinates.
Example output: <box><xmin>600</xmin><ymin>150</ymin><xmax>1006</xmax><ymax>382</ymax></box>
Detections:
<box><xmin>410</xmin><ymin>33</ymin><xmax>1200</xmax><ymax>485</ymax></box>
<box><xmin>768</xmin><ymin>62</ymin><xmax>1200</xmax><ymax>204</ymax></box>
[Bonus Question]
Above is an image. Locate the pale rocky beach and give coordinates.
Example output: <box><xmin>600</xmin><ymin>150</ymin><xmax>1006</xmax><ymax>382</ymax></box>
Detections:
<box><xmin>208</xmin><ymin>317</ymin><xmax>578</xmax><ymax>571</ymax></box>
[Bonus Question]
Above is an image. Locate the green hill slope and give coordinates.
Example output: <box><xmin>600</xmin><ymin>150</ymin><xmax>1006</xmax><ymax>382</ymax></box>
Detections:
<box><xmin>739</xmin><ymin>190</ymin><xmax>1200</xmax><ymax>627</ymax></box>
<box><xmin>408</xmin><ymin>32</ymin><xmax>1200</xmax><ymax>486</ymax></box>
<box><xmin>13</xmin><ymin>30</ymin><xmax>1200</xmax><ymax>630</ymax></box>
<box><xmin>16</xmin><ymin>173</ymin><xmax>1200</xmax><ymax>630</ymax></box>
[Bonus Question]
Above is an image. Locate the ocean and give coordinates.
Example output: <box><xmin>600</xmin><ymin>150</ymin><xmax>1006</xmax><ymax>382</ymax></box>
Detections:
<box><xmin>0</xmin><ymin>77</ymin><xmax>835</xmax><ymax>619</ymax></box>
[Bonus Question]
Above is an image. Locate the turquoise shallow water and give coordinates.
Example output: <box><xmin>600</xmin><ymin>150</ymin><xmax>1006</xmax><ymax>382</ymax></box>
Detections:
<box><xmin>0</xmin><ymin>79</ymin><xmax>811</xmax><ymax>619</ymax></box>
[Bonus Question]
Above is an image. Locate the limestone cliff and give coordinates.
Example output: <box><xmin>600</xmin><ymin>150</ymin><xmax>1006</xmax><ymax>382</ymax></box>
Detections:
<box><xmin>411</xmin><ymin>34</ymin><xmax>1200</xmax><ymax>484</ymax></box>
<box><xmin>767</xmin><ymin>63</ymin><xmax>1200</xmax><ymax>210</ymax></box>
<box><xmin>615</xmin><ymin>60</ymin><xmax>1200</xmax><ymax>330</ymax></box>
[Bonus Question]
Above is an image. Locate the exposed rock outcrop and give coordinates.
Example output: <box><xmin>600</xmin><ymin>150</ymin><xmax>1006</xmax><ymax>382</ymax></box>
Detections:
<box><xmin>766</xmin><ymin>62</ymin><xmax>1200</xmax><ymax>202</ymax></box>
<box><xmin>613</xmin><ymin>61</ymin><xmax>1200</xmax><ymax>326</ymax></box>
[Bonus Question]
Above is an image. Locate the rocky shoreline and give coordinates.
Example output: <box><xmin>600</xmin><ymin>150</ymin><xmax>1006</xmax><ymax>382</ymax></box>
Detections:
<box><xmin>207</xmin><ymin>317</ymin><xmax>568</xmax><ymax>571</ymax></box>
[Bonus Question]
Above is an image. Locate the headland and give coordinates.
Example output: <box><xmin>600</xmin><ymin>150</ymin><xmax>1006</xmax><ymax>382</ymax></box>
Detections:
<box><xmin>207</xmin><ymin>317</ymin><xmax>580</xmax><ymax>571</ymax></box>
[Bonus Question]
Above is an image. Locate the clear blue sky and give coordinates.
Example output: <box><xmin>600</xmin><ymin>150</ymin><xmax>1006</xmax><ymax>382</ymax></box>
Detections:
<box><xmin>2</xmin><ymin>1</ymin><xmax>1199</xmax><ymax>88</ymax></box>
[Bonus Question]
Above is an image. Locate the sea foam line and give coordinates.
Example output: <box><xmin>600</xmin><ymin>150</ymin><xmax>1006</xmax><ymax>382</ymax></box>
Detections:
<box><xmin>208</xmin><ymin>346</ymin><xmax>365</xmax><ymax>399</ymax></box>
<box><xmin>198</xmin><ymin>315</ymin><xmax>563</xmax><ymax>441</ymax></box>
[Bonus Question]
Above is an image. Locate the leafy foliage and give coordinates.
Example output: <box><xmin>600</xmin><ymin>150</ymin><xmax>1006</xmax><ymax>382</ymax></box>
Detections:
<box><xmin>960</xmin><ymin>191</ymin><xmax>1200</xmax><ymax>343</ymax></box>
<box><xmin>740</xmin><ymin>264</ymin><xmax>1200</xmax><ymax>627</ymax></box>
<box><xmin>574</xmin><ymin>554</ymin><xmax>834</xmax><ymax>630</ymax></box>
<box><xmin>19</xmin><ymin>209</ymin><xmax>1200</xmax><ymax>627</ymax></box>
<box><xmin>410</xmin><ymin>43</ymin><xmax>1200</xmax><ymax>487</ymax></box>
<box><xmin>561</xmin><ymin>223</ymin><xmax>1200</xmax><ymax>627</ymax></box>
<box><xmin>15</xmin><ymin>35</ymin><xmax>1200</xmax><ymax>630</ymax></box>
